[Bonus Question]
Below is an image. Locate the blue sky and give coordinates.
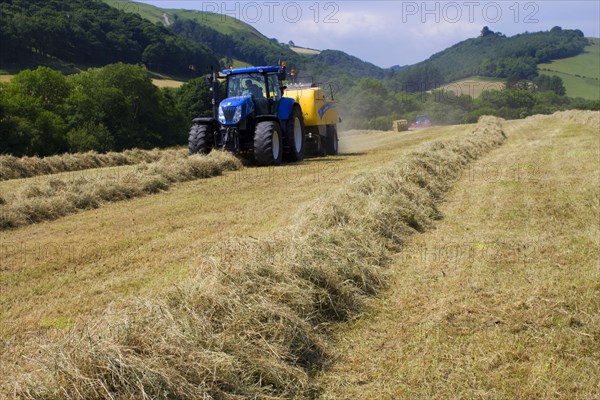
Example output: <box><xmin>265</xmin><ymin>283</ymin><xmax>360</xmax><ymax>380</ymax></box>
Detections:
<box><xmin>136</xmin><ymin>1</ymin><xmax>600</xmax><ymax>68</ymax></box>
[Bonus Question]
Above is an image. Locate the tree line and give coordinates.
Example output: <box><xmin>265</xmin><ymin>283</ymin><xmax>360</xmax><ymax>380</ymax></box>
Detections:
<box><xmin>338</xmin><ymin>76</ymin><xmax>598</xmax><ymax>131</ymax></box>
<box><xmin>0</xmin><ymin>64</ymin><xmax>189</xmax><ymax>156</ymax></box>
<box><xmin>2</xmin><ymin>63</ymin><xmax>597</xmax><ymax>157</ymax></box>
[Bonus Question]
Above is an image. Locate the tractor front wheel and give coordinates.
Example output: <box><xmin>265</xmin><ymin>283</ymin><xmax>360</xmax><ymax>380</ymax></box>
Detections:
<box><xmin>188</xmin><ymin>124</ymin><xmax>212</xmax><ymax>155</ymax></box>
<box><xmin>254</xmin><ymin>121</ymin><xmax>283</xmax><ymax>166</ymax></box>
<box><xmin>284</xmin><ymin>106</ymin><xmax>305</xmax><ymax>162</ymax></box>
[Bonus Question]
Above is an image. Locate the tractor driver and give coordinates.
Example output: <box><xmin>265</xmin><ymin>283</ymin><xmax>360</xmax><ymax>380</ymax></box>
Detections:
<box><xmin>244</xmin><ymin>79</ymin><xmax>264</xmax><ymax>98</ymax></box>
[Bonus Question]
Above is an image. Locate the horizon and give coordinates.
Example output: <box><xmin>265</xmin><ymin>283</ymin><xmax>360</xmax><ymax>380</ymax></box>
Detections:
<box><xmin>134</xmin><ymin>0</ymin><xmax>600</xmax><ymax>68</ymax></box>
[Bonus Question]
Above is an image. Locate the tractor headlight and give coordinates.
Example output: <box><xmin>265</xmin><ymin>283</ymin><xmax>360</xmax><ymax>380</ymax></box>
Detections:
<box><xmin>218</xmin><ymin>106</ymin><xmax>226</xmax><ymax>124</ymax></box>
<box><xmin>232</xmin><ymin>106</ymin><xmax>242</xmax><ymax>124</ymax></box>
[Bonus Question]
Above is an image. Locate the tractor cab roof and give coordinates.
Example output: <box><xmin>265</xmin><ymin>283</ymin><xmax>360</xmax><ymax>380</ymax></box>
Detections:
<box><xmin>222</xmin><ymin>66</ymin><xmax>284</xmax><ymax>75</ymax></box>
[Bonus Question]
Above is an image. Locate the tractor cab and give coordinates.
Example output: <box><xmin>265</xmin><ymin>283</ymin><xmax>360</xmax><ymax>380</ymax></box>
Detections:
<box><xmin>219</xmin><ymin>66</ymin><xmax>287</xmax><ymax>126</ymax></box>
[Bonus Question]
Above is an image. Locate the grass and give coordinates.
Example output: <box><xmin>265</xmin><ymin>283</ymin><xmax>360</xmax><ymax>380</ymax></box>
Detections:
<box><xmin>318</xmin><ymin>110</ymin><xmax>600</xmax><ymax>399</ymax></box>
<box><xmin>4</xmin><ymin>117</ymin><xmax>507</xmax><ymax>398</ymax></box>
<box><xmin>0</xmin><ymin>148</ymin><xmax>186</xmax><ymax>181</ymax></box>
<box><xmin>114</xmin><ymin>0</ymin><xmax>270</xmax><ymax>43</ymax></box>
<box><xmin>0</xmin><ymin>120</ymin><xmax>488</xmax><ymax>396</ymax></box>
<box><xmin>0</xmin><ymin>126</ymin><xmax>461</xmax><ymax>352</ymax></box>
<box><xmin>233</xmin><ymin>58</ymin><xmax>253</xmax><ymax>68</ymax></box>
<box><xmin>539</xmin><ymin>70</ymin><xmax>599</xmax><ymax>100</ymax></box>
<box><xmin>439</xmin><ymin>76</ymin><xmax>505</xmax><ymax>98</ymax></box>
<box><xmin>100</xmin><ymin>0</ymin><xmax>289</xmax><ymax>68</ymax></box>
<box><xmin>539</xmin><ymin>38</ymin><xmax>600</xmax><ymax>100</ymax></box>
<box><xmin>0</xmin><ymin>151</ymin><xmax>241</xmax><ymax>230</ymax></box>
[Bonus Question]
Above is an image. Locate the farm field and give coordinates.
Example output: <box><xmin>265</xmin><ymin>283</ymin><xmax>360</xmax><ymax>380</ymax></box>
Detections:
<box><xmin>1</xmin><ymin>111</ymin><xmax>598</xmax><ymax>398</ymax></box>
<box><xmin>290</xmin><ymin>45</ymin><xmax>322</xmax><ymax>55</ymax></box>
<box><xmin>151</xmin><ymin>78</ymin><xmax>185</xmax><ymax>88</ymax></box>
<box><xmin>0</xmin><ymin>126</ymin><xmax>458</xmax><ymax>329</ymax></box>
<box><xmin>539</xmin><ymin>38</ymin><xmax>600</xmax><ymax>100</ymax></box>
<box><xmin>318</xmin><ymin>111</ymin><xmax>600</xmax><ymax>399</ymax></box>
<box><xmin>0</xmin><ymin>124</ymin><xmax>457</xmax><ymax>372</ymax></box>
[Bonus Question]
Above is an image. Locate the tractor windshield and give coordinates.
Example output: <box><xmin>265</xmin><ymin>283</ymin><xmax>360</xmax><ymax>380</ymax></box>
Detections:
<box><xmin>227</xmin><ymin>73</ymin><xmax>266</xmax><ymax>98</ymax></box>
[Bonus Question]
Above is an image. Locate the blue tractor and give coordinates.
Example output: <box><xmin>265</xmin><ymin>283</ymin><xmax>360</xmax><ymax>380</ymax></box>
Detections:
<box><xmin>188</xmin><ymin>65</ymin><xmax>305</xmax><ymax>165</ymax></box>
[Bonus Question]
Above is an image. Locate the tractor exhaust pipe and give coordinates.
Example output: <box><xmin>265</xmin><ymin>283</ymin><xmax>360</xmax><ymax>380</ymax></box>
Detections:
<box><xmin>207</xmin><ymin>66</ymin><xmax>220</xmax><ymax>120</ymax></box>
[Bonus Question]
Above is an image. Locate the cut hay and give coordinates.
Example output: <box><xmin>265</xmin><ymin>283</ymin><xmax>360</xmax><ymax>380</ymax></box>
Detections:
<box><xmin>526</xmin><ymin>110</ymin><xmax>600</xmax><ymax>129</ymax></box>
<box><xmin>9</xmin><ymin>117</ymin><xmax>507</xmax><ymax>399</ymax></box>
<box><xmin>0</xmin><ymin>151</ymin><xmax>241</xmax><ymax>230</ymax></box>
<box><xmin>0</xmin><ymin>148</ymin><xmax>188</xmax><ymax>181</ymax></box>
<box><xmin>551</xmin><ymin>110</ymin><xmax>599</xmax><ymax>129</ymax></box>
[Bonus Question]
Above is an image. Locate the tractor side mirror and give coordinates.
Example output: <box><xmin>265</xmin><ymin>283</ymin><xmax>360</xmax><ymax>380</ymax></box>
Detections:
<box><xmin>278</xmin><ymin>71</ymin><xmax>287</xmax><ymax>81</ymax></box>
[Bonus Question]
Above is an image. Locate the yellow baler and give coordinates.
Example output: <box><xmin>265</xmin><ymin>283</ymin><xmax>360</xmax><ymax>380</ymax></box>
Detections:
<box><xmin>284</xmin><ymin>86</ymin><xmax>339</xmax><ymax>156</ymax></box>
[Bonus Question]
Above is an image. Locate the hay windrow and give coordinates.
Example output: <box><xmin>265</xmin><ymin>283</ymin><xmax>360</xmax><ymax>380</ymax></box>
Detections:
<box><xmin>526</xmin><ymin>110</ymin><xmax>600</xmax><ymax>129</ymax></box>
<box><xmin>9</xmin><ymin>117</ymin><xmax>507</xmax><ymax>399</ymax></box>
<box><xmin>0</xmin><ymin>151</ymin><xmax>242</xmax><ymax>230</ymax></box>
<box><xmin>0</xmin><ymin>148</ymin><xmax>188</xmax><ymax>181</ymax></box>
<box><xmin>551</xmin><ymin>110</ymin><xmax>599</xmax><ymax>128</ymax></box>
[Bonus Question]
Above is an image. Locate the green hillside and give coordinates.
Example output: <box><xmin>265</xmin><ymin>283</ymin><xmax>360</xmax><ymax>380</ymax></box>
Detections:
<box><xmin>119</xmin><ymin>1</ymin><xmax>273</xmax><ymax>46</ymax></box>
<box><xmin>391</xmin><ymin>27</ymin><xmax>589</xmax><ymax>92</ymax></box>
<box><xmin>0</xmin><ymin>0</ymin><xmax>219</xmax><ymax>77</ymax></box>
<box><xmin>539</xmin><ymin>38</ymin><xmax>600</xmax><ymax>99</ymax></box>
<box><xmin>314</xmin><ymin>50</ymin><xmax>386</xmax><ymax>79</ymax></box>
<box><xmin>104</xmin><ymin>0</ymin><xmax>386</xmax><ymax>80</ymax></box>
<box><xmin>1</xmin><ymin>0</ymin><xmax>384</xmax><ymax>82</ymax></box>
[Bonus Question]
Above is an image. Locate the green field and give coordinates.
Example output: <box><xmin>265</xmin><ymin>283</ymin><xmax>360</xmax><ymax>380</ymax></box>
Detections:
<box><xmin>539</xmin><ymin>38</ymin><xmax>600</xmax><ymax>99</ymax></box>
<box><xmin>225</xmin><ymin>58</ymin><xmax>253</xmax><ymax>68</ymax></box>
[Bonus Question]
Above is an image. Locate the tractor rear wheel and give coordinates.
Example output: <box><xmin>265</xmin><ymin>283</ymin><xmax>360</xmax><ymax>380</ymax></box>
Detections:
<box><xmin>284</xmin><ymin>106</ymin><xmax>305</xmax><ymax>162</ymax></box>
<box><xmin>325</xmin><ymin>125</ymin><xmax>339</xmax><ymax>155</ymax></box>
<box><xmin>189</xmin><ymin>124</ymin><xmax>212</xmax><ymax>155</ymax></box>
<box><xmin>254</xmin><ymin>121</ymin><xmax>283</xmax><ymax>166</ymax></box>
<box><xmin>316</xmin><ymin>135</ymin><xmax>327</xmax><ymax>157</ymax></box>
